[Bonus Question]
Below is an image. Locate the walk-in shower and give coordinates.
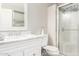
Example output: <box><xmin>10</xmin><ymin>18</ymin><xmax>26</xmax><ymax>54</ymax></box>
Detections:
<box><xmin>58</xmin><ymin>3</ymin><xmax>79</xmax><ymax>56</ymax></box>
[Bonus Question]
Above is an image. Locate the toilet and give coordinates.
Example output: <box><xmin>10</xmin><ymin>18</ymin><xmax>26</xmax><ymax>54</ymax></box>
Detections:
<box><xmin>43</xmin><ymin>46</ymin><xmax>63</xmax><ymax>56</ymax></box>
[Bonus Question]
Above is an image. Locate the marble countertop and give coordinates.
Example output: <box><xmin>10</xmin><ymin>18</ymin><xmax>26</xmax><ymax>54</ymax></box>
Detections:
<box><xmin>0</xmin><ymin>34</ymin><xmax>47</xmax><ymax>44</ymax></box>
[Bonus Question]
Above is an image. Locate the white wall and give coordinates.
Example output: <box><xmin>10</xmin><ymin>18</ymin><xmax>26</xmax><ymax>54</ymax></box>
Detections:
<box><xmin>0</xmin><ymin>3</ymin><xmax>27</xmax><ymax>31</ymax></box>
<box><xmin>48</xmin><ymin>4</ymin><xmax>57</xmax><ymax>46</ymax></box>
<box><xmin>0</xmin><ymin>3</ymin><xmax>48</xmax><ymax>32</ymax></box>
<box><xmin>0</xmin><ymin>9</ymin><xmax>12</xmax><ymax>31</ymax></box>
<box><xmin>27</xmin><ymin>3</ymin><xmax>48</xmax><ymax>34</ymax></box>
<box><xmin>1</xmin><ymin>3</ymin><xmax>24</xmax><ymax>12</ymax></box>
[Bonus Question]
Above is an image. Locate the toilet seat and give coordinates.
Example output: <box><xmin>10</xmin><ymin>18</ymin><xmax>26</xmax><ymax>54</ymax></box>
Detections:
<box><xmin>43</xmin><ymin>46</ymin><xmax>59</xmax><ymax>52</ymax></box>
<box><xmin>43</xmin><ymin>46</ymin><xmax>60</xmax><ymax>56</ymax></box>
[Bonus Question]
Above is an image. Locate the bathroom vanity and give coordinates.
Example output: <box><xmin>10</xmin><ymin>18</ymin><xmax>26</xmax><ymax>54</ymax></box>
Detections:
<box><xmin>0</xmin><ymin>3</ymin><xmax>48</xmax><ymax>56</ymax></box>
<box><xmin>0</xmin><ymin>34</ymin><xmax>48</xmax><ymax>56</ymax></box>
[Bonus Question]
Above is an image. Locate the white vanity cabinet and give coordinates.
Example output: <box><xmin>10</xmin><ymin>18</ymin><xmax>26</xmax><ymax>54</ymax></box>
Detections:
<box><xmin>8</xmin><ymin>48</ymin><xmax>24</xmax><ymax>56</ymax></box>
<box><xmin>24</xmin><ymin>46</ymin><xmax>41</xmax><ymax>56</ymax></box>
<box><xmin>0</xmin><ymin>35</ymin><xmax>48</xmax><ymax>56</ymax></box>
<box><xmin>41</xmin><ymin>35</ymin><xmax>48</xmax><ymax>47</ymax></box>
<box><xmin>0</xmin><ymin>45</ymin><xmax>24</xmax><ymax>56</ymax></box>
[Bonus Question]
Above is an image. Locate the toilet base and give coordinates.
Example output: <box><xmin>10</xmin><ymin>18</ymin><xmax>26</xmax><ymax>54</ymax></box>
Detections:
<box><xmin>47</xmin><ymin>53</ymin><xmax>64</xmax><ymax>56</ymax></box>
<box><xmin>42</xmin><ymin>46</ymin><xmax>64</xmax><ymax>56</ymax></box>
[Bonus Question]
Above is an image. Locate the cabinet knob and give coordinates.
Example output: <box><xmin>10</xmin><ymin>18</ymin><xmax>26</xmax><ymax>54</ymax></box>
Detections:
<box><xmin>33</xmin><ymin>53</ymin><xmax>36</xmax><ymax>56</ymax></box>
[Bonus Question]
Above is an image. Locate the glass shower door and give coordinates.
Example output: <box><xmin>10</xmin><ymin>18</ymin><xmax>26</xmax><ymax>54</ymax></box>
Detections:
<box><xmin>59</xmin><ymin>3</ymin><xmax>79</xmax><ymax>56</ymax></box>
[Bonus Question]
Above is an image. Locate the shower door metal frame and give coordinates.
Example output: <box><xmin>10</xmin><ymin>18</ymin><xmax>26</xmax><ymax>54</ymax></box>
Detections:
<box><xmin>56</xmin><ymin>3</ymin><xmax>71</xmax><ymax>53</ymax></box>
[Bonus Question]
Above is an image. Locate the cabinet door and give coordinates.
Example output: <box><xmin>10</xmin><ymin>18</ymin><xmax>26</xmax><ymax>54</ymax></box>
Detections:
<box><xmin>32</xmin><ymin>47</ymin><xmax>41</xmax><ymax>56</ymax></box>
<box><xmin>24</xmin><ymin>46</ymin><xmax>41</xmax><ymax>56</ymax></box>
<box><xmin>41</xmin><ymin>36</ymin><xmax>48</xmax><ymax>47</ymax></box>
<box><xmin>24</xmin><ymin>47</ymin><xmax>41</xmax><ymax>56</ymax></box>
<box><xmin>0</xmin><ymin>49</ymin><xmax>23</xmax><ymax>56</ymax></box>
<box><xmin>7</xmin><ymin>48</ymin><xmax>23</xmax><ymax>56</ymax></box>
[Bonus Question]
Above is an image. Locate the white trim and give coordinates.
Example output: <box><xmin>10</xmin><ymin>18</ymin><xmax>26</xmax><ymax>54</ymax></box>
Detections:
<box><xmin>56</xmin><ymin>5</ymin><xmax>59</xmax><ymax>48</ymax></box>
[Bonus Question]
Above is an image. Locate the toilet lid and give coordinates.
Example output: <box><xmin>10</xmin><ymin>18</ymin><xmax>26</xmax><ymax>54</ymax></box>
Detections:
<box><xmin>44</xmin><ymin>46</ymin><xmax>59</xmax><ymax>52</ymax></box>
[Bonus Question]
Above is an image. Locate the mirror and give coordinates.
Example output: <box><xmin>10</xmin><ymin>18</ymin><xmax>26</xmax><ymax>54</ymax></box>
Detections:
<box><xmin>12</xmin><ymin>10</ymin><xmax>24</xmax><ymax>27</ymax></box>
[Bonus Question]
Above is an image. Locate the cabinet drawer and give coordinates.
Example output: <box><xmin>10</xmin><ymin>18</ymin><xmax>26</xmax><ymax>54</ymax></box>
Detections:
<box><xmin>24</xmin><ymin>46</ymin><xmax>41</xmax><ymax>56</ymax></box>
<box><xmin>0</xmin><ymin>53</ymin><xmax>9</xmax><ymax>56</ymax></box>
<box><xmin>6</xmin><ymin>48</ymin><xmax>23</xmax><ymax>56</ymax></box>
